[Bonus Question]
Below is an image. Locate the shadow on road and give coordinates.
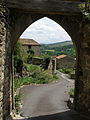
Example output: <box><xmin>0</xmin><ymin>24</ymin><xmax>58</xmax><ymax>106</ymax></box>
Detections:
<box><xmin>14</xmin><ymin>110</ymin><xmax>89</xmax><ymax>120</ymax></box>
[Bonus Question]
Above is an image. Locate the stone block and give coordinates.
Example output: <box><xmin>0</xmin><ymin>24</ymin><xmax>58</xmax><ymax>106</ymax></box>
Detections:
<box><xmin>86</xmin><ymin>56</ymin><xmax>90</xmax><ymax>64</ymax></box>
<box><xmin>0</xmin><ymin>58</ymin><xmax>2</xmax><ymax>65</ymax></box>
<box><xmin>0</xmin><ymin>35</ymin><xmax>4</xmax><ymax>43</ymax></box>
<box><xmin>0</xmin><ymin>92</ymin><xmax>3</xmax><ymax>102</ymax></box>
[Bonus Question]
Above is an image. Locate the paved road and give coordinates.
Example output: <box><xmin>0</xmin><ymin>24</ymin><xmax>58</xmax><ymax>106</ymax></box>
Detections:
<box><xmin>18</xmin><ymin>72</ymin><xmax>89</xmax><ymax>120</ymax></box>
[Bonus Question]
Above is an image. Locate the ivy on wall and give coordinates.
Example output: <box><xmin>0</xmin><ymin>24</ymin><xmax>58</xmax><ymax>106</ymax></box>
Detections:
<box><xmin>79</xmin><ymin>0</ymin><xmax>90</xmax><ymax>20</ymax></box>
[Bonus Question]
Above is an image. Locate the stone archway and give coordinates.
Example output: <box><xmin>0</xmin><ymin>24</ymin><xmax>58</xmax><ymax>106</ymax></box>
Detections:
<box><xmin>0</xmin><ymin>1</ymin><xmax>90</xmax><ymax>120</ymax></box>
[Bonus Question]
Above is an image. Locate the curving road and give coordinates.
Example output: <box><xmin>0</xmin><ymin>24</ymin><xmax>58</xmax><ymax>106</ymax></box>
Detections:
<box><xmin>18</xmin><ymin>71</ymin><xmax>88</xmax><ymax>120</ymax></box>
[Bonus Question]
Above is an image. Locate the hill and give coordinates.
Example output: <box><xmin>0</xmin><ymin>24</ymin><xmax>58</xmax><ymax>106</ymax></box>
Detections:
<box><xmin>43</xmin><ymin>41</ymin><xmax>73</xmax><ymax>48</ymax></box>
<box><xmin>41</xmin><ymin>41</ymin><xmax>76</xmax><ymax>58</ymax></box>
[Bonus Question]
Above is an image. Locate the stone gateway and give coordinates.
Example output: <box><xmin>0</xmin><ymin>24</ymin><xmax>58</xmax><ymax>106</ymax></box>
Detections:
<box><xmin>0</xmin><ymin>0</ymin><xmax>90</xmax><ymax>120</ymax></box>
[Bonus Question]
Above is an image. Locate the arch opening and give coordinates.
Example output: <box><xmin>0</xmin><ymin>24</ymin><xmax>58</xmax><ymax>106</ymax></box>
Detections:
<box><xmin>13</xmin><ymin>17</ymin><xmax>76</xmax><ymax>117</ymax></box>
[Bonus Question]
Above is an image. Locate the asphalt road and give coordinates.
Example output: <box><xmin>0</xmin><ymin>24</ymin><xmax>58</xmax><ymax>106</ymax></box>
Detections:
<box><xmin>18</xmin><ymin>72</ymin><xmax>89</xmax><ymax>120</ymax></box>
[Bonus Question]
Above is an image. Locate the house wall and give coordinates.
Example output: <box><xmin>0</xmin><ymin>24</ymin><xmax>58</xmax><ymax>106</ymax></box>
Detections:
<box><xmin>31</xmin><ymin>46</ymin><xmax>41</xmax><ymax>56</ymax></box>
<box><xmin>48</xmin><ymin>58</ymin><xmax>56</xmax><ymax>74</ymax></box>
<box><xmin>56</xmin><ymin>56</ymin><xmax>75</xmax><ymax>70</ymax></box>
<box><xmin>23</xmin><ymin>45</ymin><xmax>41</xmax><ymax>56</ymax></box>
<box><xmin>31</xmin><ymin>57</ymin><xmax>43</xmax><ymax>65</ymax></box>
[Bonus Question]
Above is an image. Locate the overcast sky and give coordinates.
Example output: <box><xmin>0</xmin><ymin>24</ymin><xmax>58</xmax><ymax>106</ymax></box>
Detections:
<box><xmin>20</xmin><ymin>17</ymin><xmax>71</xmax><ymax>44</ymax></box>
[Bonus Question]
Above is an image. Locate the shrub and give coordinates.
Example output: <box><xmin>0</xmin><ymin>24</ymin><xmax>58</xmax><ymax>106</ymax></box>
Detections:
<box><xmin>14</xmin><ymin>64</ymin><xmax>58</xmax><ymax>91</ymax></box>
<box><xmin>79</xmin><ymin>1</ymin><xmax>90</xmax><ymax>20</ymax></box>
<box><xmin>69</xmin><ymin>88</ymin><xmax>74</xmax><ymax>98</ymax></box>
<box><xmin>15</xmin><ymin>93</ymin><xmax>23</xmax><ymax>114</ymax></box>
<box><xmin>14</xmin><ymin>77</ymin><xmax>35</xmax><ymax>91</ymax></box>
<box><xmin>59</xmin><ymin>68</ymin><xmax>74</xmax><ymax>74</ymax></box>
<box><xmin>40</xmin><ymin>55</ymin><xmax>51</xmax><ymax>70</ymax></box>
<box><xmin>24</xmin><ymin>63</ymin><xmax>40</xmax><ymax>73</ymax></box>
<box><xmin>36</xmin><ymin>70</ymin><xmax>54</xmax><ymax>84</ymax></box>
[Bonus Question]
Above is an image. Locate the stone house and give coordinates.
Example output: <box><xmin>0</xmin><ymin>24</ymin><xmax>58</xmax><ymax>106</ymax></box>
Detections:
<box><xmin>19</xmin><ymin>38</ymin><xmax>41</xmax><ymax>56</ymax></box>
<box><xmin>56</xmin><ymin>54</ymin><xmax>75</xmax><ymax>70</ymax></box>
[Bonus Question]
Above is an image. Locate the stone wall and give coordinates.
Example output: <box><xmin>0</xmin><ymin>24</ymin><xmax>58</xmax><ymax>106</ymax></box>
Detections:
<box><xmin>48</xmin><ymin>58</ymin><xmax>56</xmax><ymax>74</ymax></box>
<box><xmin>0</xmin><ymin>4</ymin><xmax>12</xmax><ymax>120</ymax></box>
<box><xmin>31</xmin><ymin>46</ymin><xmax>41</xmax><ymax>56</ymax></box>
<box><xmin>22</xmin><ymin>45</ymin><xmax>41</xmax><ymax>57</ymax></box>
<box><xmin>46</xmin><ymin>15</ymin><xmax>90</xmax><ymax>114</ymax></box>
<box><xmin>74</xmin><ymin>20</ymin><xmax>90</xmax><ymax>114</ymax></box>
<box><xmin>0</xmin><ymin>5</ymin><xmax>6</xmax><ymax>120</ymax></box>
<box><xmin>56</xmin><ymin>56</ymin><xmax>75</xmax><ymax>70</ymax></box>
<box><xmin>31</xmin><ymin>57</ymin><xmax>43</xmax><ymax>65</ymax></box>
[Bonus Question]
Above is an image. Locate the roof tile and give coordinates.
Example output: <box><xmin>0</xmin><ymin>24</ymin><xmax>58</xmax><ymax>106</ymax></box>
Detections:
<box><xmin>19</xmin><ymin>39</ymin><xmax>40</xmax><ymax>46</ymax></box>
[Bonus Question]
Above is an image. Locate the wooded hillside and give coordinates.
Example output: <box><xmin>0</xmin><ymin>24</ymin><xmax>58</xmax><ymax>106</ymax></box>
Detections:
<box><xmin>41</xmin><ymin>41</ymin><xmax>76</xmax><ymax>57</ymax></box>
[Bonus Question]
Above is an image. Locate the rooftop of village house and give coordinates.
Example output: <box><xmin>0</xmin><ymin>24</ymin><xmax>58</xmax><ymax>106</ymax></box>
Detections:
<box><xmin>19</xmin><ymin>38</ymin><xmax>40</xmax><ymax>46</ymax></box>
<box><xmin>55</xmin><ymin>54</ymin><xmax>67</xmax><ymax>59</ymax></box>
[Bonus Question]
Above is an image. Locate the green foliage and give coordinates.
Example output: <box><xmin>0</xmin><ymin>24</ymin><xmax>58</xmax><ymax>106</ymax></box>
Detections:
<box><xmin>59</xmin><ymin>68</ymin><xmax>75</xmax><ymax>74</ymax></box>
<box><xmin>34</xmin><ymin>70</ymin><xmax>54</xmax><ymax>84</ymax></box>
<box><xmin>15</xmin><ymin>93</ymin><xmax>23</xmax><ymax>114</ymax></box>
<box><xmin>14</xmin><ymin>42</ymin><xmax>35</xmax><ymax>74</ymax></box>
<box><xmin>14</xmin><ymin>41</ymin><xmax>35</xmax><ymax>64</ymax></box>
<box><xmin>14</xmin><ymin>77</ymin><xmax>35</xmax><ymax>91</ymax></box>
<box><xmin>69</xmin><ymin>88</ymin><xmax>74</xmax><ymax>98</ymax></box>
<box><xmin>41</xmin><ymin>41</ymin><xmax>76</xmax><ymax>58</ymax></box>
<box><xmin>27</xmin><ymin>50</ymin><xmax>34</xmax><ymax>63</ymax></box>
<box><xmin>40</xmin><ymin>54</ymin><xmax>51</xmax><ymax>59</ymax></box>
<box><xmin>24</xmin><ymin>63</ymin><xmax>40</xmax><ymax>72</ymax></box>
<box><xmin>14</xmin><ymin>64</ymin><xmax>58</xmax><ymax>91</ymax></box>
<box><xmin>39</xmin><ymin>54</ymin><xmax>51</xmax><ymax>70</ymax></box>
<box><xmin>41</xmin><ymin>41</ymin><xmax>73</xmax><ymax>48</ymax></box>
<box><xmin>14</xmin><ymin>41</ymin><xmax>28</xmax><ymax>73</ymax></box>
<box><xmin>79</xmin><ymin>0</ymin><xmax>90</xmax><ymax>20</ymax></box>
<box><xmin>14</xmin><ymin>41</ymin><xmax>28</xmax><ymax>62</ymax></box>
<box><xmin>53</xmin><ymin>74</ymin><xmax>59</xmax><ymax>79</ymax></box>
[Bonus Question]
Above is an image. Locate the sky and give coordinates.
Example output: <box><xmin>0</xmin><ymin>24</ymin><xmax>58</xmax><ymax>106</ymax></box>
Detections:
<box><xmin>20</xmin><ymin>17</ymin><xmax>71</xmax><ymax>44</ymax></box>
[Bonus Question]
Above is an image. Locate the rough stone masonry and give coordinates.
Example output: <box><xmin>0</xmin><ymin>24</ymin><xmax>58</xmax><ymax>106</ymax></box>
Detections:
<box><xmin>0</xmin><ymin>4</ymin><xmax>12</xmax><ymax>120</ymax></box>
<box><xmin>0</xmin><ymin>5</ymin><xmax>7</xmax><ymax>120</ymax></box>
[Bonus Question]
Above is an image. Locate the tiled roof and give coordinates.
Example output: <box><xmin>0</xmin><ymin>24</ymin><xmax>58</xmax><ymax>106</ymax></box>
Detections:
<box><xmin>56</xmin><ymin>54</ymin><xmax>67</xmax><ymax>59</ymax></box>
<box><xmin>19</xmin><ymin>39</ymin><xmax>40</xmax><ymax>46</ymax></box>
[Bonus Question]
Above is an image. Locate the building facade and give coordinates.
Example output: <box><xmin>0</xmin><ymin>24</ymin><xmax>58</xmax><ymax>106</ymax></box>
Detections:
<box><xmin>56</xmin><ymin>55</ymin><xmax>75</xmax><ymax>70</ymax></box>
<box><xmin>19</xmin><ymin>39</ymin><xmax>41</xmax><ymax>56</ymax></box>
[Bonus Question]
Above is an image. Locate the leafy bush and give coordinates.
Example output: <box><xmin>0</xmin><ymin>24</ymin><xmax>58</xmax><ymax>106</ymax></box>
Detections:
<box><xmin>14</xmin><ymin>41</ymin><xmax>29</xmax><ymax>75</ymax></box>
<box><xmin>40</xmin><ymin>54</ymin><xmax>51</xmax><ymax>70</ymax></box>
<box><xmin>15</xmin><ymin>93</ymin><xmax>23</xmax><ymax>114</ymax></box>
<box><xmin>14</xmin><ymin>42</ymin><xmax>35</xmax><ymax>75</ymax></box>
<box><xmin>69</xmin><ymin>88</ymin><xmax>74</xmax><ymax>98</ymax></box>
<box><xmin>24</xmin><ymin>63</ymin><xmax>40</xmax><ymax>72</ymax></box>
<box><xmin>14</xmin><ymin>41</ymin><xmax>29</xmax><ymax>63</ymax></box>
<box><xmin>79</xmin><ymin>1</ymin><xmax>90</xmax><ymax>20</ymax></box>
<box><xmin>59</xmin><ymin>68</ymin><xmax>74</xmax><ymax>74</ymax></box>
<box><xmin>35</xmin><ymin>70</ymin><xmax>53</xmax><ymax>84</ymax></box>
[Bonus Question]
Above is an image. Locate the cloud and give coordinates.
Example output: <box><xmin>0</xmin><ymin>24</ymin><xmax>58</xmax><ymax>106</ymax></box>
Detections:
<box><xmin>20</xmin><ymin>17</ymin><xmax>71</xmax><ymax>44</ymax></box>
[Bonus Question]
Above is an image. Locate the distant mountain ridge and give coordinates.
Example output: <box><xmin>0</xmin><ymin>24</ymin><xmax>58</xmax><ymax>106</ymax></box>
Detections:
<box><xmin>41</xmin><ymin>41</ymin><xmax>76</xmax><ymax>58</ymax></box>
<box><xmin>43</xmin><ymin>41</ymin><xmax>73</xmax><ymax>48</ymax></box>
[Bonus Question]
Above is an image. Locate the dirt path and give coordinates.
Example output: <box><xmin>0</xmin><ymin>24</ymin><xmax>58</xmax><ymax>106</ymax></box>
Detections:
<box><xmin>18</xmin><ymin>71</ymin><xmax>89</xmax><ymax>120</ymax></box>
